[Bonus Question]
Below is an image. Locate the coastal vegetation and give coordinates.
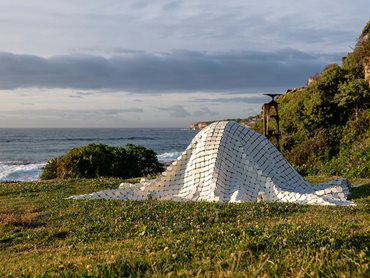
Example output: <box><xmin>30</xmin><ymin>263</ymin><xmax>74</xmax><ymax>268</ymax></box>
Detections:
<box><xmin>40</xmin><ymin>144</ymin><xmax>163</xmax><ymax>180</ymax></box>
<box><xmin>274</xmin><ymin>21</ymin><xmax>370</xmax><ymax>178</ymax></box>
<box><xmin>0</xmin><ymin>177</ymin><xmax>369</xmax><ymax>276</ymax></box>
<box><xmin>189</xmin><ymin>22</ymin><xmax>370</xmax><ymax>179</ymax></box>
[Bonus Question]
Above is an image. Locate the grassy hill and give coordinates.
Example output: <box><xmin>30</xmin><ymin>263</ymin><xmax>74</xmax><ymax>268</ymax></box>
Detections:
<box><xmin>253</xmin><ymin>21</ymin><xmax>370</xmax><ymax>178</ymax></box>
<box><xmin>0</xmin><ymin>178</ymin><xmax>369</xmax><ymax>276</ymax></box>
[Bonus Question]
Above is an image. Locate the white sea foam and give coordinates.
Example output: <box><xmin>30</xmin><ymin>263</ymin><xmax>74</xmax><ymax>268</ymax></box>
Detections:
<box><xmin>0</xmin><ymin>162</ymin><xmax>45</xmax><ymax>182</ymax></box>
<box><xmin>157</xmin><ymin>152</ymin><xmax>182</xmax><ymax>162</ymax></box>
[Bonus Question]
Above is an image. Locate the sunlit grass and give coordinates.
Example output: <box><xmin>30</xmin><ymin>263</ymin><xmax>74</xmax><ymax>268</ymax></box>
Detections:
<box><xmin>0</xmin><ymin>177</ymin><xmax>369</xmax><ymax>277</ymax></box>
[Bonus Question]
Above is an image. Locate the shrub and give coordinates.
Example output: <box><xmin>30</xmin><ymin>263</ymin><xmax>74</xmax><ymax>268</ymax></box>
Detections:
<box><xmin>275</xmin><ymin>21</ymin><xmax>370</xmax><ymax>178</ymax></box>
<box><xmin>40</xmin><ymin>144</ymin><xmax>164</xmax><ymax>180</ymax></box>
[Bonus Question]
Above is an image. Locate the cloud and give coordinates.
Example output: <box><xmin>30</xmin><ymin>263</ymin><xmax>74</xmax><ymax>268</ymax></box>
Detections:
<box><xmin>119</xmin><ymin>108</ymin><xmax>144</xmax><ymax>113</ymax></box>
<box><xmin>76</xmin><ymin>91</ymin><xmax>95</xmax><ymax>96</ymax></box>
<box><xmin>0</xmin><ymin>108</ymin><xmax>143</xmax><ymax>118</ymax></box>
<box><xmin>0</xmin><ymin>1</ymin><xmax>367</xmax><ymax>58</ymax></box>
<box><xmin>193</xmin><ymin>107</ymin><xmax>219</xmax><ymax>117</ymax></box>
<box><xmin>68</xmin><ymin>91</ymin><xmax>97</xmax><ymax>98</ymax></box>
<box><xmin>162</xmin><ymin>1</ymin><xmax>182</xmax><ymax>11</ymax></box>
<box><xmin>160</xmin><ymin>105</ymin><xmax>191</xmax><ymax>118</ymax></box>
<box><xmin>192</xmin><ymin>95</ymin><xmax>268</xmax><ymax>104</ymax></box>
<box><xmin>0</xmin><ymin>49</ymin><xmax>341</xmax><ymax>92</ymax></box>
<box><xmin>85</xmin><ymin>108</ymin><xmax>144</xmax><ymax>115</ymax></box>
<box><xmin>160</xmin><ymin>105</ymin><xmax>218</xmax><ymax>118</ymax></box>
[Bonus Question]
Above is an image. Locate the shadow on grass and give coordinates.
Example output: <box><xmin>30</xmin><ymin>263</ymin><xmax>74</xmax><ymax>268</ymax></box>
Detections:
<box><xmin>348</xmin><ymin>183</ymin><xmax>370</xmax><ymax>200</ymax></box>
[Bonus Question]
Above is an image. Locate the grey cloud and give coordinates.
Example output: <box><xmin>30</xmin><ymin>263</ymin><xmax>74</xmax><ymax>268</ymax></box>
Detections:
<box><xmin>160</xmin><ymin>105</ymin><xmax>191</xmax><ymax>118</ymax></box>
<box><xmin>192</xmin><ymin>96</ymin><xmax>269</xmax><ymax>104</ymax></box>
<box><xmin>1</xmin><ymin>108</ymin><xmax>143</xmax><ymax>117</ymax></box>
<box><xmin>193</xmin><ymin>107</ymin><xmax>219</xmax><ymax>117</ymax></box>
<box><xmin>111</xmin><ymin>48</ymin><xmax>146</xmax><ymax>54</ymax></box>
<box><xmin>119</xmin><ymin>108</ymin><xmax>144</xmax><ymax>113</ymax></box>
<box><xmin>162</xmin><ymin>1</ymin><xmax>182</xmax><ymax>11</ymax></box>
<box><xmin>0</xmin><ymin>1</ymin><xmax>367</xmax><ymax>57</ymax></box>
<box><xmin>69</xmin><ymin>91</ymin><xmax>95</xmax><ymax>98</ymax></box>
<box><xmin>130</xmin><ymin>0</ymin><xmax>151</xmax><ymax>10</ymax></box>
<box><xmin>92</xmin><ymin>108</ymin><xmax>144</xmax><ymax>115</ymax></box>
<box><xmin>76</xmin><ymin>91</ymin><xmax>95</xmax><ymax>96</ymax></box>
<box><xmin>0</xmin><ymin>49</ymin><xmax>341</xmax><ymax>92</ymax></box>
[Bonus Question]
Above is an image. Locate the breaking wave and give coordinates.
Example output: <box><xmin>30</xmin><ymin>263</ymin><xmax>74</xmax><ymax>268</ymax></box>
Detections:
<box><xmin>0</xmin><ymin>162</ymin><xmax>45</xmax><ymax>182</ymax></box>
<box><xmin>157</xmin><ymin>152</ymin><xmax>182</xmax><ymax>162</ymax></box>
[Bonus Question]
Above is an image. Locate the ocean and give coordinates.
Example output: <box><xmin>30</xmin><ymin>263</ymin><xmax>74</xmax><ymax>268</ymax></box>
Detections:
<box><xmin>0</xmin><ymin>128</ymin><xmax>199</xmax><ymax>182</ymax></box>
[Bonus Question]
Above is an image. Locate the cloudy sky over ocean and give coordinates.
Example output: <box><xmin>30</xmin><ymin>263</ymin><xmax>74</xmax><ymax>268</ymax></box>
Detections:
<box><xmin>0</xmin><ymin>0</ymin><xmax>369</xmax><ymax>127</ymax></box>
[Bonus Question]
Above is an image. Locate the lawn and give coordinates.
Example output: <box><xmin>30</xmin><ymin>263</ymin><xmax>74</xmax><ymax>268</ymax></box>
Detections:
<box><xmin>0</xmin><ymin>177</ymin><xmax>369</xmax><ymax>277</ymax></box>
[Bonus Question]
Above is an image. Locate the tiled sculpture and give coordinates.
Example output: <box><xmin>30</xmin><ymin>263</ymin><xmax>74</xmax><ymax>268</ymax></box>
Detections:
<box><xmin>69</xmin><ymin>121</ymin><xmax>355</xmax><ymax>206</ymax></box>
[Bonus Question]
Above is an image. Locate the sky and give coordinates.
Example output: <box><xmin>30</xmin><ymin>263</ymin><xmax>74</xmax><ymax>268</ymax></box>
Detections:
<box><xmin>0</xmin><ymin>1</ymin><xmax>369</xmax><ymax>128</ymax></box>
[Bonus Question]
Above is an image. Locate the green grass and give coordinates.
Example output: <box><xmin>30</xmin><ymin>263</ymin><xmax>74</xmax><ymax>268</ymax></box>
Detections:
<box><xmin>0</xmin><ymin>178</ymin><xmax>369</xmax><ymax>277</ymax></box>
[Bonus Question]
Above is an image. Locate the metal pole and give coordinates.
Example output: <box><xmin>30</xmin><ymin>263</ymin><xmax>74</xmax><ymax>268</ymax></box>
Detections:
<box><xmin>262</xmin><ymin>94</ymin><xmax>282</xmax><ymax>150</ymax></box>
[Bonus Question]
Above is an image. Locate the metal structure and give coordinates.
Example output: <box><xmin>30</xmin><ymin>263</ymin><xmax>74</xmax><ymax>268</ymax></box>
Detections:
<box><xmin>262</xmin><ymin>94</ymin><xmax>282</xmax><ymax>150</ymax></box>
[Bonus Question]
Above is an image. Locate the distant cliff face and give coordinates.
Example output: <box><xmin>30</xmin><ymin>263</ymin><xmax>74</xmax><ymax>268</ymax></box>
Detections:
<box><xmin>189</xmin><ymin>117</ymin><xmax>259</xmax><ymax>130</ymax></box>
<box><xmin>189</xmin><ymin>122</ymin><xmax>208</xmax><ymax>130</ymax></box>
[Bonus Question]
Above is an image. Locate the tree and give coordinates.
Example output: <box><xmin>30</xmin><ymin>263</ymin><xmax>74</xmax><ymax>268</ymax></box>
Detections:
<box><xmin>336</xmin><ymin>79</ymin><xmax>370</xmax><ymax>119</ymax></box>
<box><xmin>301</xmin><ymin>64</ymin><xmax>347</xmax><ymax>130</ymax></box>
<box><xmin>274</xmin><ymin>21</ymin><xmax>370</xmax><ymax>178</ymax></box>
<box><xmin>342</xmin><ymin>20</ymin><xmax>370</xmax><ymax>80</ymax></box>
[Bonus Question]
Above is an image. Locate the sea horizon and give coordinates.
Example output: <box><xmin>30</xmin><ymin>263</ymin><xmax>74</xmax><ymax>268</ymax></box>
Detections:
<box><xmin>0</xmin><ymin>128</ymin><xmax>198</xmax><ymax>182</ymax></box>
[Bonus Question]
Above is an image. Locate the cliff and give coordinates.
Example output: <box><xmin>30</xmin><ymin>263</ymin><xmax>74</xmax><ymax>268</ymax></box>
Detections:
<box><xmin>189</xmin><ymin>116</ymin><xmax>259</xmax><ymax>130</ymax></box>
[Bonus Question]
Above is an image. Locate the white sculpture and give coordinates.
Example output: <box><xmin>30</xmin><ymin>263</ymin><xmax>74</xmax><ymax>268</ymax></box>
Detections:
<box><xmin>69</xmin><ymin>121</ymin><xmax>355</xmax><ymax>206</ymax></box>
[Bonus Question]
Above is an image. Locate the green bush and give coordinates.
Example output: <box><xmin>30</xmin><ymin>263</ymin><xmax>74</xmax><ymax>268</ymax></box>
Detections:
<box><xmin>40</xmin><ymin>144</ymin><xmax>164</xmax><ymax>180</ymax></box>
<box><xmin>274</xmin><ymin>21</ymin><xmax>370</xmax><ymax>178</ymax></box>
